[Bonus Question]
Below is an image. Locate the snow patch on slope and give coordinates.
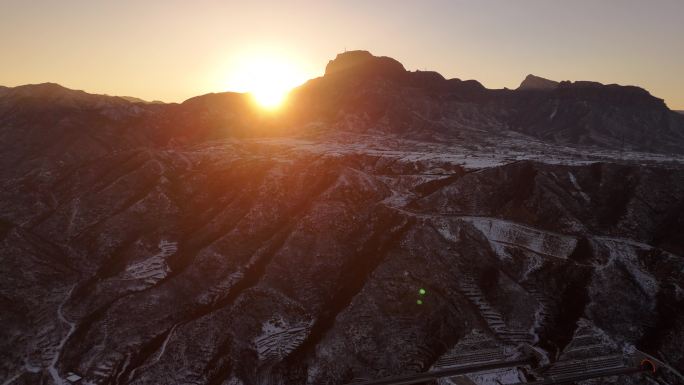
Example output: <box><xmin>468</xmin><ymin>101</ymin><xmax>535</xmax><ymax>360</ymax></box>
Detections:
<box><xmin>594</xmin><ymin>238</ymin><xmax>659</xmax><ymax>298</ymax></box>
<box><xmin>120</xmin><ymin>240</ymin><xmax>176</xmax><ymax>284</ymax></box>
<box><xmin>254</xmin><ymin>316</ymin><xmax>312</xmax><ymax>363</ymax></box>
<box><xmin>466</xmin><ymin>367</ymin><xmax>526</xmax><ymax>385</ymax></box>
<box><xmin>462</xmin><ymin>217</ymin><xmax>578</xmax><ymax>260</ymax></box>
<box><xmin>568</xmin><ymin>172</ymin><xmax>590</xmax><ymax>202</ymax></box>
<box><xmin>434</xmin><ymin>218</ymin><xmax>461</xmax><ymax>243</ymax></box>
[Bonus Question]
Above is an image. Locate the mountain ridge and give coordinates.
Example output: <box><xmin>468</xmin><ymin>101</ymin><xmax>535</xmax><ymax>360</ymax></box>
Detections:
<box><xmin>3</xmin><ymin>51</ymin><xmax>669</xmax><ymax>109</ymax></box>
<box><xmin>1</xmin><ymin>50</ymin><xmax>683</xmax><ymax>155</ymax></box>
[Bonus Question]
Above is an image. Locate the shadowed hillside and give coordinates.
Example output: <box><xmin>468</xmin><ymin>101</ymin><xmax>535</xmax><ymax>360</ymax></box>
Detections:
<box><xmin>1</xmin><ymin>51</ymin><xmax>683</xmax><ymax>385</ymax></box>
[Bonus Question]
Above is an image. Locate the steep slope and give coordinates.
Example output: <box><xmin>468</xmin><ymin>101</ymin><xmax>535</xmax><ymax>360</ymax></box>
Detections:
<box><xmin>504</xmin><ymin>81</ymin><xmax>684</xmax><ymax>152</ymax></box>
<box><xmin>0</xmin><ymin>83</ymin><xmax>161</xmax><ymax>180</ymax></box>
<box><xmin>1</xmin><ymin>136</ymin><xmax>683</xmax><ymax>385</ymax></box>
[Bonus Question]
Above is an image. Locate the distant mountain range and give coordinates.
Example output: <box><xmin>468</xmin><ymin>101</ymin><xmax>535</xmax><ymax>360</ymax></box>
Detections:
<box><xmin>2</xmin><ymin>50</ymin><xmax>684</xmax><ymax>155</ymax></box>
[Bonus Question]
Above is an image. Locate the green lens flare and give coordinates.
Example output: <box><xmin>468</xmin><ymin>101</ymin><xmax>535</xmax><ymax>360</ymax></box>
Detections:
<box><xmin>416</xmin><ymin>299</ymin><xmax>423</xmax><ymax>305</ymax></box>
<box><xmin>419</xmin><ymin>288</ymin><xmax>426</xmax><ymax>295</ymax></box>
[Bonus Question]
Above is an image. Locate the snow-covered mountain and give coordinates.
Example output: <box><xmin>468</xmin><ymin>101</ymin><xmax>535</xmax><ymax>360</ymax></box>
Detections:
<box><xmin>1</xmin><ymin>51</ymin><xmax>683</xmax><ymax>385</ymax></box>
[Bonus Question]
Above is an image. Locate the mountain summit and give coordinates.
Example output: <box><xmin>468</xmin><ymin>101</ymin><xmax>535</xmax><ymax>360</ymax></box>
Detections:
<box><xmin>324</xmin><ymin>50</ymin><xmax>406</xmax><ymax>78</ymax></box>
<box><xmin>518</xmin><ymin>74</ymin><xmax>559</xmax><ymax>90</ymax></box>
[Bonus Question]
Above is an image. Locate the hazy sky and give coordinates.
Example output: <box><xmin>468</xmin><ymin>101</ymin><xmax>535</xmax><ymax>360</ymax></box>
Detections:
<box><xmin>2</xmin><ymin>0</ymin><xmax>683</xmax><ymax>109</ymax></box>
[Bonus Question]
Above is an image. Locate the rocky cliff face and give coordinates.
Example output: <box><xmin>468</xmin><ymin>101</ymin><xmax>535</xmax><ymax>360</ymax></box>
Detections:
<box><xmin>518</xmin><ymin>75</ymin><xmax>559</xmax><ymax>90</ymax></box>
<box><xmin>1</xmin><ymin>52</ymin><xmax>683</xmax><ymax>385</ymax></box>
<box><xmin>288</xmin><ymin>51</ymin><xmax>684</xmax><ymax>153</ymax></box>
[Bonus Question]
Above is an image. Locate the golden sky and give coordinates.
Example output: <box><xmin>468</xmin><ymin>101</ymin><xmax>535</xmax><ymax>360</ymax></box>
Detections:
<box><xmin>2</xmin><ymin>0</ymin><xmax>683</xmax><ymax>109</ymax></box>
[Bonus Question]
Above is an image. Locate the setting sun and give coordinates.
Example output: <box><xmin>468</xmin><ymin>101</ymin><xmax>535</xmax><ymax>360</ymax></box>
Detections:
<box><xmin>225</xmin><ymin>52</ymin><xmax>308</xmax><ymax>109</ymax></box>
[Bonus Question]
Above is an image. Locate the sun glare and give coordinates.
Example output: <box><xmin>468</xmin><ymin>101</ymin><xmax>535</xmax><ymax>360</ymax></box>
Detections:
<box><xmin>225</xmin><ymin>52</ymin><xmax>308</xmax><ymax>109</ymax></box>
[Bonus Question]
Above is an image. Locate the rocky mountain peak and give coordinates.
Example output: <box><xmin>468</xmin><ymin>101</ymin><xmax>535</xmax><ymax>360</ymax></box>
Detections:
<box><xmin>324</xmin><ymin>50</ymin><xmax>406</xmax><ymax>79</ymax></box>
<box><xmin>518</xmin><ymin>74</ymin><xmax>559</xmax><ymax>90</ymax></box>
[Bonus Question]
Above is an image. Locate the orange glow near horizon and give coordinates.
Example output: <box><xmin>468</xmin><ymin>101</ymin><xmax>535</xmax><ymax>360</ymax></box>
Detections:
<box><xmin>224</xmin><ymin>52</ymin><xmax>309</xmax><ymax>109</ymax></box>
<box><xmin>2</xmin><ymin>2</ymin><xmax>683</xmax><ymax>109</ymax></box>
